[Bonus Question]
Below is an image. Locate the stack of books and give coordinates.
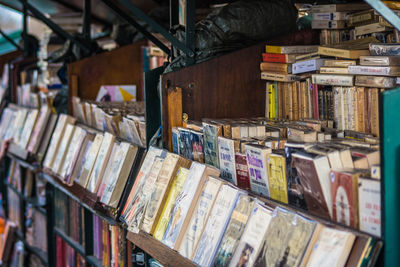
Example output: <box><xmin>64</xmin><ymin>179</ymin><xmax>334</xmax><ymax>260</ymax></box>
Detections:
<box><xmin>120</xmin><ymin>146</ymin><xmax>381</xmax><ymax>266</ymax></box>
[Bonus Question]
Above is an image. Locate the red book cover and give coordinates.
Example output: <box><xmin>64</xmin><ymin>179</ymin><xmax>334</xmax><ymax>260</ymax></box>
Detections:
<box><xmin>262</xmin><ymin>53</ymin><xmax>288</xmax><ymax>63</ymax></box>
<box><xmin>235</xmin><ymin>153</ymin><xmax>251</xmax><ymax>190</ymax></box>
<box><xmin>331</xmin><ymin>170</ymin><xmax>359</xmax><ymax>228</ymax></box>
<box><xmin>56</xmin><ymin>236</ymin><xmax>66</xmax><ymax>267</ymax></box>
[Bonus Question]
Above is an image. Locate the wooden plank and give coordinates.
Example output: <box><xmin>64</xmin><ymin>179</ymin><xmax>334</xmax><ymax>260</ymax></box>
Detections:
<box><xmin>126</xmin><ymin>231</ymin><xmax>197</xmax><ymax>267</ymax></box>
<box><xmin>166</xmin><ymin>86</ymin><xmax>182</xmax><ymax>151</ymax></box>
<box><xmin>68</xmin><ymin>40</ymin><xmax>146</xmax><ymax>104</ymax></box>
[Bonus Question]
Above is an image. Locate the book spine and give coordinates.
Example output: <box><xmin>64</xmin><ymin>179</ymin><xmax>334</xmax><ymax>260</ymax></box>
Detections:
<box><xmin>348</xmin><ymin>65</ymin><xmax>394</xmax><ymax>76</ymax></box>
<box><xmin>235</xmin><ymin>153</ymin><xmax>251</xmax><ymax>191</ymax></box>
<box><xmin>265</xmin><ymin>83</ymin><xmax>269</xmax><ymax>118</ymax></box>
<box><xmin>269</xmin><ymin>83</ymin><xmax>275</xmax><ymax>119</ymax></box>
<box><xmin>312</xmin><ymin>12</ymin><xmax>348</xmax><ymax>21</ymax></box>
<box><xmin>262</xmin><ymin>53</ymin><xmax>287</xmax><ymax>63</ymax></box>
<box><xmin>278</xmin><ymin>82</ymin><xmax>284</xmax><ymax>118</ymax></box>
<box><xmin>293</xmin><ymin>82</ymin><xmax>299</xmax><ymax>120</ymax></box>
<box><xmin>274</xmin><ymin>82</ymin><xmax>279</xmax><ymax>118</ymax></box>
<box><xmin>318</xmin><ymin>88</ymin><xmax>324</xmax><ymax>120</ymax></box>
<box><xmin>288</xmin><ymin>82</ymin><xmax>294</xmax><ymax>120</ymax></box>
<box><xmin>312</xmin><ymin>74</ymin><xmax>354</xmax><ymax>86</ymax></box>
<box><xmin>357</xmin><ymin>87</ymin><xmax>365</xmax><ymax>132</ymax></box>
<box><xmin>355</xmin><ymin>75</ymin><xmax>396</xmax><ymax>88</ymax></box>
<box><xmin>260</xmin><ymin>62</ymin><xmax>291</xmax><ymax>73</ymax></box>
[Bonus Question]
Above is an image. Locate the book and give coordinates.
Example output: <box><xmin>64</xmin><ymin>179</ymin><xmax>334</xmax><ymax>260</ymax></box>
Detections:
<box><xmin>320</xmin><ymin>67</ymin><xmax>349</xmax><ymax>74</ymax></box>
<box><xmin>18</xmin><ymin>109</ymin><xmax>39</xmax><ymax>149</ymax></box>
<box><xmin>51</xmin><ymin>124</ymin><xmax>76</xmax><ymax>175</ymax></box>
<box><xmin>262</xmin><ymin>53</ymin><xmax>297</xmax><ymax>63</ymax></box>
<box><xmin>304</xmin><ymin>227</ymin><xmax>356</xmax><ymax>267</ymax></box>
<box><xmin>312</xmin><ymin>20</ymin><xmax>347</xmax><ymax>29</ymax></box>
<box><xmin>218</xmin><ymin>137</ymin><xmax>238</xmax><ymax>185</ymax></box>
<box><xmin>354</xmin><ymin>23</ymin><xmax>393</xmax><ymax>36</ymax></box>
<box><xmin>60</xmin><ymin>127</ymin><xmax>87</xmax><ymax>181</ymax></box>
<box><xmin>311</xmin><ymin>3</ymin><xmax>370</xmax><ymax>12</ymax></box>
<box><xmin>261</xmin><ymin>72</ymin><xmax>298</xmax><ymax>82</ymax></box>
<box><xmin>141</xmin><ymin>153</ymin><xmax>191</xmax><ymax>234</ymax></box>
<box><xmin>318</xmin><ymin>37</ymin><xmax>377</xmax><ymax>59</ymax></box>
<box><xmin>292</xmin><ymin>59</ymin><xmax>326</xmax><ymax>74</ymax></box>
<box><xmin>153</xmin><ymin>167</ymin><xmax>189</xmax><ymax>241</ymax></box>
<box><xmin>359</xmin><ymin>55</ymin><xmax>400</xmax><ymax>66</ymax></box>
<box><xmin>235</xmin><ymin>153</ymin><xmax>251</xmax><ymax>191</ymax></box>
<box><xmin>162</xmin><ymin>162</ymin><xmax>220</xmax><ymax>249</ymax></box>
<box><xmin>245</xmin><ymin>144</ymin><xmax>271</xmax><ymax>197</ymax></box>
<box><xmin>355</xmin><ymin>75</ymin><xmax>396</xmax><ymax>88</ymax></box>
<box><xmin>358</xmin><ymin>177</ymin><xmax>381</xmax><ymax>237</ymax></box>
<box><xmin>27</xmin><ymin>107</ymin><xmax>51</xmax><ymax>153</ymax></box>
<box><xmin>178</xmin><ymin>176</ymin><xmax>223</xmax><ymax>259</ymax></box>
<box><xmin>348</xmin><ymin>9</ymin><xmax>378</xmax><ymax>27</ymax></box>
<box><xmin>265</xmin><ymin>45</ymin><xmax>319</xmax><ymax>54</ymax></box>
<box><xmin>324</xmin><ymin>60</ymin><xmax>357</xmax><ymax>67</ymax></box>
<box><xmin>86</xmin><ymin>132</ymin><xmax>116</xmax><ymax>193</ymax></box>
<box><xmin>213</xmin><ymin>195</ymin><xmax>255</xmax><ymax>267</ymax></box>
<box><xmin>292</xmin><ymin>152</ymin><xmax>332</xmax><ymax>219</ymax></box>
<box><xmin>203</xmin><ymin>121</ymin><xmax>222</xmax><ymax>168</ymax></box>
<box><xmin>266</xmin><ymin>152</ymin><xmax>289</xmax><ymax>204</ymax></box>
<box><xmin>96</xmin><ymin>142</ymin><xmax>119</xmax><ymax>198</ymax></box>
<box><xmin>260</xmin><ymin>62</ymin><xmax>292</xmax><ymax>74</ymax></box>
<box><xmin>287</xmin><ymin>126</ymin><xmax>317</xmax><ymax>142</ymax></box>
<box><xmin>254</xmin><ymin>209</ymin><xmax>317</xmax><ymax>267</ymax></box>
<box><xmin>369</xmin><ymin>43</ymin><xmax>400</xmax><ymax>56</ymax></box>
<box><xmin>312</xmin><ymin>74</ymin><xmax>354</xmax><ymax>86</ymax></box>
<box><xmin>37</xmin><ymin>114</ymin><xmax>58</xmax><ymax>162</ymax></box>
<box><xmin>192</xmin><ymin>184</ymin><xmax>241</xmax><ymax>267</ymax></box>
<box><xmin>312</xmin><ymin>12</ymin><xmax>349</xmax><ymax>21</ymax></box>
<box><xmin>69</xmin><ymin>133</ymin><xmax>95</xmax><ymax>184</ymax></box>
<box><xmin>348</xmin><ymin>65</ymin><xmax>400</xmax><ymax>76</ymax></box>
<box><xmin>228</xmin><ymin>203</ymin><xmax>273</xmax><ymax>267</ymax></box>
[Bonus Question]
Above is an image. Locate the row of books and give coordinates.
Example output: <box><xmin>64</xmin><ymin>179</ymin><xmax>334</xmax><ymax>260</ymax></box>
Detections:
<box><xmin>56</xmin><ymin>236</ymin><xmax>86</xmax><ymax>267</ymax></box>
<box><xmin>72</xmin><ymin>97</ymin><xmax>146</xmax><ymax>147</ymax></box>
<box><xmin>120</xmin><ymin>146</ymin><xmax>381</xmax><ymax>267</ymax></box>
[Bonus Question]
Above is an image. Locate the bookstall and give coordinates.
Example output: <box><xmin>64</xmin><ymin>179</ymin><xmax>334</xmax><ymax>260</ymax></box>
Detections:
<box><xmin>0</xmin><ymin>0</ymin><xmax>399</xmax><ymax>266</ymax></box>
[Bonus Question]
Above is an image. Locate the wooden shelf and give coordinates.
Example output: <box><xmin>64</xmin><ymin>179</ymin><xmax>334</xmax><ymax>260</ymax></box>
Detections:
<box><xmin>126</xmin><ymin>231</ymin><xmax>197</xmax><ymax>267</ymax></box>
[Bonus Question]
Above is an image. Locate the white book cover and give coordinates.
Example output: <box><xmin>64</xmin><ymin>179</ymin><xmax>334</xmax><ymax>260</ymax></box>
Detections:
<box><xmin>18</xmin><ymin>109</ymin><xmax>38</xmax><ymax>149</ymax></box>
<box><xmin>178</xmin><ymin>177</ymin><xmax>223</xmax><ymax>259</ymax></box>
<box><xmin>229</xmin><ymin>202</ymin><xmax>273</xmax><ymax>267</ymax></box>
<box><xmin>312</xmin><ymin>12</ymin><xmax>348</xmax><ymax>21</ymax></box>
<box><xmin>43</xmin><ymin>114</ymin><xmax>67</xmax><ymax>168</ymax></box>
<box><xmin>60</xmin><ymin>127</ymin><xmax>86</xmax><ymax>179</ymax></box>
<box><xmin>52</xmin><ymin>124</ymin><xmax>75</xmax><ymax>175</ymax></box>
<box><xmin>348</xmin><ymin>65</ymin><xmax>398</xmax><ymax>76</ymax></box>
<box><xmin>78</xmin><ymin>133</ymin><xmax>103</xmax><ymax>187</ymax></box>
<box><xmin>13</xmin><ymin>109</ymin><xmax>28</xmax><ymax>145</ymax></box>
<box><xmin>245</xmin><ymin>144</ymin><xmax>271</xmax><ymax>197</ymax></box>
<box><xmin>312</xmin><ymin>74</ymin><xmax>354</xmax><ymax>86</ymax></box>
<box><xmin>192</xmin><ymin>185</ymin><xmax>240</xmax><ymax>267</ymax></box>
<box><xmin>162</xmin><ymin>162</ymin><xmax>207</xmax><ymax>249</ymax></box>
<box><xmin>358</xmin><ymin>178</ymin><xmax>381</xmax><ymax>237</ymax></box>
<box><xmin>218</xmin><ymin>137</ymin><xmax>237</xmax><ymax>185</ymax></box>
<box><xmin>292</xmin><ymin>59</ymin><xmax>326</xmax><ymax>74</ymax></box>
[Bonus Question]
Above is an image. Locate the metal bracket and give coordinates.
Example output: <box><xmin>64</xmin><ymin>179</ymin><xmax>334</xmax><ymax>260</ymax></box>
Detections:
<box><xmin>82</xmin><ymin>0</ymin><xmax>91</xmax><ymax>43</ymax></box>
<box><xmin>185</xmin><ymin>0</ymin><xmax>195</xmax><ymax>66</ymax></box>
<box><xmin>365</xmin><ymin>0</ymin><xmax>400</xmax><ymax>31</ymax></box>
<box><xmin>17</xmin><ymin>0</ymin><xmax>92</xmax><ymax>53</ymax></box>
<box><xmin>0</xmin><ymin>29</ymin><xmax>22</xmax><ymax>51</ymax></box>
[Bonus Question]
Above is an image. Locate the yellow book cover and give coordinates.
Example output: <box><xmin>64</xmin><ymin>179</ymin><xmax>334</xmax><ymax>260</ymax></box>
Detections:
<box><xmin>265</xmin><ymin>45</ymin><xmax>283</xmax><ymax>54</ymax></box>
<box><xmin>153</xmin><ymin>167</ymin><xmax>190</xmax><ymax>241</ymax></box>
<box><xmin>267</xmin><ymin>153</ymin><xmax>289</xmax><ymax>204</ymax></box>
<box><xmin>269</xmin><ymin>83</ymin><xmax>276</xmax><ymax>119</ymax></box>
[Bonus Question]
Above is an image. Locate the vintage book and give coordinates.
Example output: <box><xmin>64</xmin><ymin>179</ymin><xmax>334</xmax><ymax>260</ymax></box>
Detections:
<box><xmin>312</xmin><ymin>12</ymin><xmax>349</xmax><ymax>21</ymax></box>
<box><xmin>287</xmin><ymin>126</ymin><xmax>317</xmax><ymax>142</ymax></box>
<box><xmin>141</xmin><ymin>153</ymin><xmax>191</xmax><ymax>234</ymax></box>
<box><xmin>331</xmin><ymin>169</ymin><xmax>368</xmax><ymax>228</ymax></box>
<box><xmin>43</xmin><ymin>114</ymin><xmax>76</xmax><ymax>169</ymax></box>
<box><xmin>312</xmin><ymin>20</ymin><xmax>347</xmax><ymax>29</ymax></box>
<box><xmin>162</xmin><ymin>162</ymin><xmax>220</xmax><ymax>249</ymax></box>
<box><xmin>27</xmin><ymin>107</ymin><xmax>51</xmax><ymax>153</ymax></box>
<box><xmin>101</xmin><ymin>142</ymin><xmax>138</xmax><ymax>208</ymax></box>
<box><xmin>0</xmin><ymin>220</ymin><xmax>16</xmax><ymax>264</ymax></box>
<box><xmin>265</xmin><ymin>45</ymin><xmax>319</xmax><ymax>54</ymax></box>
<box><xmin>312</xmin><ymin>74</ymin><xmax>354</xmax><ymax>86</ymax></box>
<box><xmin>320</xmin><ymin>67</ymin><xmax>349</xmax><ymax>74</ymax></box>
<box><xmin>37</xmin><ymin>114</ymin><xmax>58</xmax><ymax>162</ymax></box>
<box><xmin>261</xmin><ymin>72</ymin><xmax>298</xmax><ymax>82</ymax></box>
<box><xmin>171</xmin><ymin>127</ymin><xmax>180</xmax><ymax>154</ymax></box>
<box><xmin>355</xmin><ymin>75</ymin><xmax>396</xmax><ymax>88</ymax></box>
<box><xmin>218</xmin><ymin>137</ymin><xmax>238</xmax><ymax>185</ymax></box>
<box><xmin>86</xmin><ymin>132</ymin><xmax>116</xmax><ymax>193</ymax></box>
<box><xmin>359</xmin><ymin>55</ymin><xmax>400</xmax><ymax>66</ymax></box>
<box><xmin>254</xmin><ymin>209</ymin><xmax>317</xmax><ymax>267</ymax></box>
<box><xmin>354</xmin><ymin>22</ymin><xmax>393</xmax><ymax>36</ymax></box>
<box><xmin>324</xmin><ymin>59</ymin><xmax>357</xmax><ymax>67</ymax></box>
<box><xmin>266</xmin><ymin>152</ymin><xmax>289</xmax><ymax>204</ymax></box>
<box><xmin>228</xmin><ymin>203</ymin><xmax>273</xmax><ymax>267</ymax></box>
<box><xmin>70</xmin><ymin>133</ymin><xmax>95</xmax><ymax>184</ymax></box>
<box><xmin>306</xmin><ymin>144</ymin><xmax>343</xmax><ymax>169</ymax></box>
<box><xmin>311</xmin><ymin>3</ymin><xmax>370</xmax><ymax>12</ymax></box>
<box><xmin>77</xmin><ymin>133</ymin><xmax>104</xmax><ymax>188</ymax></box>
<box><xmin>318</xmin><ymin>37</ymin><xmax>377</xmax><ymax>59</ymax></box>
<box><xmin>260</xmin><ymin>62</ymin><xmax>292</xmax><ymax>74</ymax></box>
<box><xmin>203</xmin><ymin>121</ymin><xmax>222</xmax><ymax>168</ymax></box>
<box><xmin>192</xmin><ymin>185</ymin><xmax>241</xmax><ymax>267</ymax></box>
<box><xmin>96</xmin><ymin>142</ymin><xmax>119</xmax><ymax>198</ymax></box>
<box><xmin>245</xmin><ymin>144</ymin><xmax>271</xmax><ymax>197</ymax></box>
<box><xmin>292</xmin><ymin>152</ymin><xmax>332</xmax><ymax>219</ymax></box>
<box><xmin>51</xmin><ymin>124</ymin><xmax>76</xmax><ymax>175</ymax></box>
<box><xmin>60</xmin><ymin>127</ymin><xmax>87</xmax><ymax>181</ymax></box>
<box><xmin>178</xmin><ymin>176</ymin><xmax>223</xmax><ymax>259</ymax></box>
<box><xmin>191</xmin><ymin>129</ymin><xmax>205</xmax><ymax>163</ymax></box>
<box><xmin>235</xmin><ymin>153</ymin><xmax>251</xmax><ymax>190</ymax></box>
<box><xmin>369</xmin><ymin>43</ymin><xmax>400</xmax><ymax>56</ymax></box>
<box><xmin>348</xmin><ymin>65</ymin><xmax>400</xmax><ymax>76</ymax></box>
<box><xmin>153</xmin><ymin>167</ymin><xmax>189</xmax><ymax>241</ymax></box>
<box><xmin>213</xmin><ymin>195</ymin><xmax>255</xmax><ymax>267</ymax></box>
<box><xmin>348</xmin><ymin>9</ymin><xmax>378</xmax><ymax>27</ymax></box>
<box><xmin>292</xmin><ymin>59</ymin><xmax>326</xmax><ymax>74</ymax></box>
<box><xmin>18</xmin><ymin>109</ymin><xmax>39</xmax><ymax>149</ymax></box>
<box><xmin>262</xmin><ymin>53</ymin><xmax>297</xmax><ymax>63</ymax></box>
<box><xmin>358</xmin><ymin>177</ymin><xmax>381</xmax><ymax>237</ymax></box>
<box><xmin>178</xmin><ymin>127</ymin><xmax>193</xmax><ymax>160</ymax></box>
<box><xmin>305</xmin><ymin>227</ymin><xmax>356</xmax><ymax>267</ymax></box>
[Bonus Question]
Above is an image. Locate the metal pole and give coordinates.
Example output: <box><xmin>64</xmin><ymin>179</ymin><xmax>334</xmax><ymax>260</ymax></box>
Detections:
<box><xmin>365</xmin><ymin>0</ymin><xmax>400</xmax><ymax>31</ymax></box>
<box><xmin>83</xmin><ymin>0</ymin><xmax>91</xmax><ymax>43</ymax></box>
<box><xmin>0</xmin><ymin>29</ymin><xmax>22</xmax><ymax>50</ymax></box>
<box><xmin>22</xmin><ymin>0</ymin><xmax>28</xmax><ymax>56</ymax></box>
<box><xmin>185</xmin><ymin>0</ymin><xmax>195</xmax><ymax>65</ymax></box>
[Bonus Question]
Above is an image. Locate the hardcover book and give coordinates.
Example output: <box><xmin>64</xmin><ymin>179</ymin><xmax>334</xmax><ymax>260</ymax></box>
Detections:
<box><xmin>348</xmin><ymin>65</ymin><xmax>400</xmax><ymax>76</ymax></box>
<box><xmin>312</xmin><ymin>74</ymin><xmax>354</xmax><ymax>86</ymax></box>
<box><xmin>27</xmin><ymin>107</ymin><xmax>51</xmax><ymax>153</ymax></box>
<box><xmin>245</xmin><ymin>144</ymin><xmax>271</xmax><ymax>197</ymax></box>
<box><xmin>192</xmin><ymin>184</ymin><xmax>241</xmax><ymax>267</ymax></box>
<box><xmin>262</xmin><ymin>53</ymin><xmax>298</xmax><ymax>63</ymax></box>
<box><xmin>359</xmin><ymin>55</ymin><xmax>400</xmax><ymax>66</ymax></box>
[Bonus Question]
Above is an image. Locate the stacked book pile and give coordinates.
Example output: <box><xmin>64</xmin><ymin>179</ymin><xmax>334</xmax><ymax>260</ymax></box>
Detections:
<box><xmin>120</xmin><ymin>146</ymin><xmax>381</xmax><ymax>267</ymax></box>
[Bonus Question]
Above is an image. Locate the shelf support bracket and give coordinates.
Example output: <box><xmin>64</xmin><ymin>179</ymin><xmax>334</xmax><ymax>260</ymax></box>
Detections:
<box><xmin>364</xmin><ymin>0</ymin><xmax>400</xmax><ymax>31</ymax></box>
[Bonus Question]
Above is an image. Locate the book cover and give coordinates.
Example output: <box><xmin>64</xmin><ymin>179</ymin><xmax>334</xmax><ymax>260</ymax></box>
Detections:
<box><xmin>203</xmin><ymin>121</ymin><xmax>222</xmax><ymax>168</ymax></box>
<box><xmin>358</xmin><ymin>177</ymin><xmax>381</xmax><ymax>237</ymax></box>
<box><xmin>348</xmin><ymin>65</ymin><xmax>400</xmax><ymax>76</ymax></box>
<box><xmin>235</xmin><ymin>153</ymin><xmax>251</xmax><ymax>191</ymax></box>
<box><xmin>96</xmin><ymin>142</ymin><xmax>119</xmax><ymax>199</ymax></box>
<box><xmin>153</xmin><ymin>167</ymin><xmax>190</xmax><ymax>241</ymax></box>
<box><xmin>78</xmin><ymin>133</ymin><xmax>104</xmax><ymax>188</ymax></box>
<box><xmin>213</xmin><ymin>195</ymin><xmax>255</xmax><ymax>267</ymax></box>
<box><xmin>266</xmin><ymin>153</ymin><xmax>289</xmax><ymax>204</ymax></box>
<box><xmin>18</xmin><ymin>109</ymin><xmax>39</xmax><ymax>149</ymax></box>
<box><xmin>265</xmin><ymin>45</ymin><xmax>319</xmax><ymax>54</ymax></box>
<box><xmin>178</xmin><ymin>127</ymin><xmax>193</xmax><ymax>160</ymax></box>
<box><xmin>190</xmin><ymin>129</ymin><xmax>205</xmax><ymax>163</ymax></box>
<box><xmin>262</xmin><ymin>53</ymin><xmax>297</xmax><ymax>63</ymax></box>
<box><xmin>355</xmin><ymin>75</ymin><xmax>396</xmax><ymax>88</ymax></box>
<box><xmin>260</xmin><ymin>62</ymin><xmax>292</xmax><ymax>74</ymax></box>
<box><xmin>60</xmin><ymin>127</ymin><xmax>87</xmax><ymax>180</ymax></box>
<box><xmin>51</xmin><ymin>123</ymin><xmax>76</xmax><ymax>175</ymax></box>
<box><xmin>245</xmin><ymin>144</ymin><xmax>271</xmax><ymax>197</ymax></box>
<box><xmin>312</xmin><ymin>74</ymin><xmax>354</xmax><ymax>86</ymax></box>
<box><xmin>172</xmin><ymin>127</ymin><xmax>180</xmax><ymax>154</ymax></box>
<box><xmin>218</xmin><ymin>137</ymin><xmax>238</xmax><ymax>185</ymax></box>
<box><xmin>178</xmin><ymin>176</ymin><xmax>223</xmax><ymax>259</ymax></box>
<box><xmin>228</xmin><ymin>203</ymin><xmax>273</xmax><ymax>267</ymax></box>
<box><xmin>192</xmin><ymin>185</ymin><xmax>240</xmax><ymax>267</ymax></box>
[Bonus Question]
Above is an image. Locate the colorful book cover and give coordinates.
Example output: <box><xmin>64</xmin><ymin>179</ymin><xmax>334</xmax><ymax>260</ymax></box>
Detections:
<box><xmin>235</xmin><ymin>153</ymin><xmax>251</xmax><ymax>191</ymax></box>
<box><xmin>218</xmin><ymin>137</ymin><xmax>238</xmax><ymax>185</ymax></box>
<box><xmin>266</xmin><ymin>153</ymin><xmax>289</xmax><ymax>204</ymax></box>
<box><xmin>245</xmin><ymin>144</ymin><xmax>271</xmax><ymax>197</ymax></box>
<box><xmin>358</xmin><ymin>177</ymin><xmax>381</xmax><ymax>237</ymax></box>
<box><xmin>203</xmin><ymin>122</ymin><xmax>221</xmax><ymax>168</ymax></box>
<box><xmin>96</xmin><ymin>85</ymin><xmax>137</xmax><ymax>102</ymax></box>
<box><xmin>190</xmin><ymin>130</ymin><xmax>205</xmax><ymax>163</ymax></box>
<box><xmin>178</xmin><ymin>128</ymin><xmax>193</xmax><ymax>160</ymax></box>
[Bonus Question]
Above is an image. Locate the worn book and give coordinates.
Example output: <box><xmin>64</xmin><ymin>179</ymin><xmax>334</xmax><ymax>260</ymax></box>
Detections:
<box><xmin>287</xmin><ymin>125</ymin><xmax>317</xmax><ymax>142</ymax></box>
<box><xmin>292</xmin><ymin>152</ymin><xmax>332</xmax><ymax>219</ymax></box>
<box><xmin>141</xmin><ymin>153</ymin><xmax>191</xmax><ymax>234</ymax></box>
<box><xmin>97</xmin><ymin>142</ymin><xmax>119</xmax><ymax>198</ymax></box>
<box><xmin>312</xmin><ymin>74</ymin><xmax>354</xmax><ymax>86</ymax></box>
<box><xmin>260</xmin><ymin>62</ymin><xmax>292</xmax><ymax>74</ymax></box>
<box><xmin>261</xmin><ymin>72</ymin><xmax>298</xmax><ymax>82</ymax></box>
<box><xmin>355</xmin><ymin>75</ymin><xmax>396</xmax><ymax>88</ymax></box>
<box><xmin>312</xmin><ymin>12</ymin><xmax>349</xmax><ymax>21</ymax></box>
<box><xmin>203</xmin><ymin>121</ymin><xmax>222</xmax><ymax>168</ymax></box>
<box><xmin>192</xmin><ymin>184</ymin><xmax>241</xmax><ymax>267</ymax></box>
<box><xmin>153</xmin><ymin>167</ymin><xmax>189</xmax><ymax>241</ymax></box>
<box><xmin>324</xmin><ymin>59</ymin><xmax>357</xmax><ymax>67</ymax></box>
<box><xmin>369</xmin><ymin>43</ymin><xmax>400</xmax><ymax>56</ymax></box>
<box><xmin>359</xmin><ymin>55</ymin><xmax>400</xmax><ymax>66</ymax></box>
<box><xmin>254</xmin><ymin>209</ymin><xmax>317</xmax><ymax>267</ymax></box>
<box><xmin>27</xmin><ymin>107</ymin><xmax>51</xmax><ymax>153</ymax></box>
<box><xmin>262</xmin><ymin>53</ymin><xmax>298</xmax><ymax>63</ymax></box>
<box><xmin>265</xmin><ymin>45</ymin><xmax>319</xmax><ymax>54</ymax></box>
<box><xmin>358</xmin><ymin>177</ymin><xmax>381</xmax><ymax>237</ymax></box>
<box><xmin>18</xmin><ymin>109</ymin><xmax>39</xmax><ymax>149</ymax></box>
<box><xmin>51</xmin><ymin>124</ymin><xmax>76</xmax><ymax>175</ymax></box>
<box><xmin>320</xmin><ymin>67</ymin><xmax>349</xmax><ymax>74</ymax></box>
<box><xmin>292</xmin><ymin>59</ymin><xmax>326</xmax><ymax>74</ymax></box>
<box><xmin>218</xmin><ymin>137</ymin><xmax>238</xmax><ymax>185</ymax></box>
<box><xmin>266</xmin><ymin>152</ymin><xmax>289</xmax><ymax>204</ymax></box>
<box><xmin>245</xmin><ymin>144</ymin><xmax>271</xmax><ymax>197</ymax></box>
<box><xmin>43</xmin><ymin>114</ymin><xmax>76</xmax><ymax>169</ymax></box>
<box><xmin>178</xmin><ymin>176</ymin><xmax>223</xmax><ymax>259</ymax></box>
<box><xmin>162</xmin><ymin>162</ymin><xmax>220</xmax><ymax>249</ymax></box>
<box><xmin>348</xmin><ymin>9</ymin><xmax>378</xmax><ymax>27</ymax></box>
<box><xmin>312</xmin><ymin>20</ymin><xmax>347</xmax><ymax>29</ymax></box>
<box><xmin>304</xmin><ymin>227</ymin><xmax>355</xmax><ymax>267</ymax></box>
<box><xmin>311</xmin><ymin>3</ymin><xmax>370</xmax><ymax>12</ymax></box>
<box><xmin>306</xmin><ymin>144</ymin><xmax>343</xmax><ymax>170</ymax></box>
<box><xmin>213</xmin><ymin>195</ymin><xmax>255</xmax><ymax>267</ymax></box>
<box><xmin>228</xmin><ymin>203</ymin><xmax>273</xmax><ymax>267</ymax></box>
<box><xmin>354</xmin><ymin>22</ymin><xmax>393</xmax><ymax>36</ymax></box>
<box><xmin>318</xmin><ymin>37</ymin><xmax>377</xmax><ymax>59</ymax></box>
<box><xmin>60</xmin><ymin>127</ymin><xmax>87</xmax><ymax>181</ymax></box>
<box><xmin>37</xmin><ymin>114</ymin><xmax>58</xmax><ymax>162</ymax></box>
<box><xmin>348</xmin><ymin>65</ymin><xmax>400</xmax><ymax>76</ymax></box>
<box><xmin>235</xmin><ymin>153</ymin><xmax>251</xmax><ymax>191</ymax></box>
<box><xmin>69</xmin><ymin>133</ymin><xmax>95</xmax><ymax>184</ymax></box>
